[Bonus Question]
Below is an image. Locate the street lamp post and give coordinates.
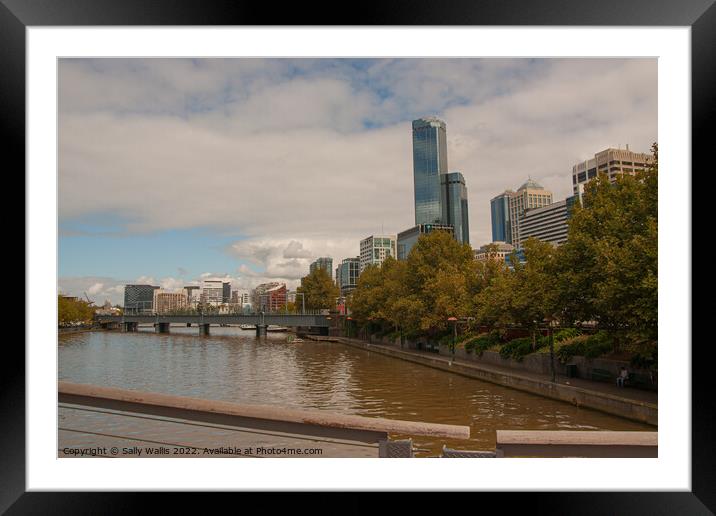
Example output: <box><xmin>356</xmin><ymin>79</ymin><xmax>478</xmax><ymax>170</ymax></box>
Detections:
<box><xmin>447</xmin><ymin>316</ymin><xmax>458</xmax><ymax>362</ymax></box>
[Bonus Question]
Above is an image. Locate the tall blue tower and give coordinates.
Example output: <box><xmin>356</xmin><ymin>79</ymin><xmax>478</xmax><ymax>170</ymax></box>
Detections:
<box><xmin>412</xmin><ymin>117</ymin><xmax>448</xmax><ymax>225</ymax></box>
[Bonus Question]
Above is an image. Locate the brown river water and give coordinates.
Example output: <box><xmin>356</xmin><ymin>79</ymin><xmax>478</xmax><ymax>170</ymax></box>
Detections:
<box><xmin>58</xmin><ymin>327</ymin><xmax>651</xmax><ymax>457</ymax></box>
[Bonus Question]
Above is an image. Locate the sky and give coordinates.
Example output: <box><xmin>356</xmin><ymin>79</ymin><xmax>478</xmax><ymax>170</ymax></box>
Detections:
<box><xmin>58</xmin><ymin>58</ymin><xmax>657</xmax><ymax>305</ymax></box>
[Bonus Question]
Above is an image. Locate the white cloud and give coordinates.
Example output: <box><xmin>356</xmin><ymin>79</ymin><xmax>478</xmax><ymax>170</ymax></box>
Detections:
<box><xmin>159</xmin><ymin>277</ymin><xmax>185</xmax><ymax>291</ymax></box>
<box><xmin>86</xmin><ymin>282</ymin><xmax>104</xmax><ymax>296</ymax></box>
<box><xmin>283</xmin><ymin>240</ymin><xmax>313</xmax><ymax>259</ymax></box>
<box><xmin>59</xmin><ymin>277</ymin><xmax>127</xmax><ymax>306</ymax></box>
<box><xmin>59</xmin><ymin>58</ymin><xmax>657</xmax><ymax>276</ymax></box>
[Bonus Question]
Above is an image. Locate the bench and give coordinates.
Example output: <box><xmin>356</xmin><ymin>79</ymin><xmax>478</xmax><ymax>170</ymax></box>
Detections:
<box><xmin>590</xmin><ymin>368</ymin><xmax>613</xmax><ymax>382</ymax></box>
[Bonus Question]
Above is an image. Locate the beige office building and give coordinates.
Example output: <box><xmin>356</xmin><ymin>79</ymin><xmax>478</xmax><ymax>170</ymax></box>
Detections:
<box><xmin>153</xmin><ymin>290</ymin><xmax>188</xmax><ymax>314</ymax></box>
<box><xmin>519</xmin><ymin>199</ymin><xmax>570</xmax><ymax>247</ymax></box>
<box><xmin>572</xmin><ymin>146</ymin><xmax>653</xmax><ymax>196</ymax></box>
<box><xmin>508</xmin><ymin>178</ymin><xmax>553</xmax><ymax>248</ymax></box>
<box><xmin>359</xmin><ymin>235</ymin><xmax>397</xmax><ymax>273</ymax></box>
<box><xmin>474</xmin><ymin>241</ymin><xmax>515</xmax><ymax>262</ymax></box>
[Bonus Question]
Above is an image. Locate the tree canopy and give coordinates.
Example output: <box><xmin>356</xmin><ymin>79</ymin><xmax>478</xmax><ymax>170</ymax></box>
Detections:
<box><xmin>350</xmin><ymin>143</ymin><xmax>658</xmax><ymax>355</ymax></box>
<box><xmin>58</xmin><ymin>296</ymin><xmax>95</xmax><ymax>326</ymax></box>
<box><xmin>296</xmin><ymin>267</ymin><xmax>340</xmax><ymax>310</ymax></box>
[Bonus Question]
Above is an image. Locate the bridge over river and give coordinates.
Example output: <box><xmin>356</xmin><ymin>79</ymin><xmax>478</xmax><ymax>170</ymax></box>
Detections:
<box><xmin>95</xmin><ymin>313</ymin><xmax>330</xmax><ymax>336</ymax></box>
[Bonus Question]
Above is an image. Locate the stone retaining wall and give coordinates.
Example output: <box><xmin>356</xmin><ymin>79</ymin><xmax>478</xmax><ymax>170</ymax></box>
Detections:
<box><xmin>365</xmin><ymin>334</ymin><xmax>656</xmax><ymax>390</ymax></box>
<box><xmin>340</xmin><ymin>337</ymin><xmax>657</xmax><ymax>426</ymax></box>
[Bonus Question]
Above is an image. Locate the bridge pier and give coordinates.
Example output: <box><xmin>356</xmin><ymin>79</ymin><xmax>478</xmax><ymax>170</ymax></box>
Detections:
<box><xmin>122</xmin><ymin>322</ymin><xmax>138</xmax><ymax>333</ymax></box>
<box><xmin>255</xmin><ymin>325</ymin><xmax>268</xmax><ymax>337</ymax></box>
<box><xmin>199</xmin><ymin>324</ymin><xmax>210</xmax><ymax>336</ymax></box>
<box><xmin>155</xmin><ymin>322</ymin><xmax>170</xmax><ymax>334</ymax></box>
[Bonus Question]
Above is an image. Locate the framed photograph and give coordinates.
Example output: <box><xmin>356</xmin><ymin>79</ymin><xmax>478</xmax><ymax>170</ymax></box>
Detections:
<box><xmin>7</xmin><ymin>0</ymin><xmax>710</xmax><ymax>511</ymax></box>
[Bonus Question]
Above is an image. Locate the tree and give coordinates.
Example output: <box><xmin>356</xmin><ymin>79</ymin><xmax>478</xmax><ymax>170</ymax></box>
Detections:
<box><xmin>510</xmin><ymin>238</ymin><xmax>559</xmax><ymax>349</ymax></box>
<box><xmin>405</xmin><ymin>231</ymin><xmax>474</xmax><ymax>337</ymax></box>
<box><xmin>378</xmin><ymin>257</ymin><xmax>423</xmax><ymax>343</ymax></box>
<box><xmin>556</xmin><ymin>143</ymin><xmax>658</xmax><ymax>348</ymax></box>
<box><xmin>296</xmin><ymin>267</ymin><xmax>340</xmax><ymax>310</ymax></box>
<box><xmin>58</xmin><ymin>295</ymin><xmax>94</xmax><ymax>326</ymax></box>
<box><xmin>474</xmin><ymin>260</ymin><xmax>519</xmax><ymax>330</ymax></box>
<box><xmin>351</xmin><ymin>264</ymin><xmax>388</xmax><ymax>334</ymax></box>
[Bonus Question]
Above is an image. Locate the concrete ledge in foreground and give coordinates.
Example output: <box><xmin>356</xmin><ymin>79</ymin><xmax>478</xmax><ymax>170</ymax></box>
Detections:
<box><xmin>497</xmin><ymin>430</ymin><xmax>658</xmax><ymax>457</ymax></box>
<box><xmin>58</xmin><ymin>381</ymin><xmax>470</xmax><ymax>441</ymax></box>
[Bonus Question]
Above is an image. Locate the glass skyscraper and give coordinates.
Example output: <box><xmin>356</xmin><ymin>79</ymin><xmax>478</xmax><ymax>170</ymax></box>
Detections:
<box><xmin>309</xmin><ymin>257</ymin><xmax>333</xmax><ymax>276</ymax></box>
<box><xmin>397</xmin><ymin>224</ymin><xmax>454</xmax><ymax>260</ymax></box>
<box><xmin>490</xmin><ymin>192</ymin><xmax>512</xmax><ymax>243</ymax></box>
<box><xmin>441</xmin><ymin>171</ymin><xmax>470</xmax><ymax>245</ymax></box>
<box><xmin>123</xmin><ymin>284</ymin><xmax>159</xmax><ymax>314</ymax></box>
<box><xmin>336</xmin><ymin>257</ymin><xmax>360</xmax><ymax>296</ymax></box>
<box><xmin>403</xmin><ymin>116</ymin><xmax>470</xmax><ymax>251</ymax></box>
<box><xmin>412</xmin><ymin>117</ymin><xmax>448</xmax><ymax>225</ymax></box>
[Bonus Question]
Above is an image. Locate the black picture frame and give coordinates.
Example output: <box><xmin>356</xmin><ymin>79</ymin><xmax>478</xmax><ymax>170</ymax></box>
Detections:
<box><xmin>3</xmin><ymin>0</ymin><xmax>709</xmax><ymax>512</ymax></box>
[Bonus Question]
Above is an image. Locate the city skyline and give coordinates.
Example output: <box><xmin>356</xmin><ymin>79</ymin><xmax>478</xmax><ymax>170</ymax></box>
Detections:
<box><xmin>58</xmin><ymin>58</ymin><xmax>657</xmax><ymax>305</ymax></box>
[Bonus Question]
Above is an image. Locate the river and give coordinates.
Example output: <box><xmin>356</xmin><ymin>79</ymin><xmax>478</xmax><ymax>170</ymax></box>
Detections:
<box><xmin>58</xmin><ymin>326</ymin><xmax>652</xmax><ymax>456</ymax></box>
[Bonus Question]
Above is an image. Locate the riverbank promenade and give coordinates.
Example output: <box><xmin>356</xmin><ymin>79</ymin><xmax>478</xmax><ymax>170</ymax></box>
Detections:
<box><xmin>331</xmin><ymin>337</ymin><xmax>657</xmax><ymax>425</ymax></box>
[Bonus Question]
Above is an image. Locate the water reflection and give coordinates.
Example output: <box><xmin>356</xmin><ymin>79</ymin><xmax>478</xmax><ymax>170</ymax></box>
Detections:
<box><xmin>59</xmin><ymin>327</ymin><xmax>651</xmax><ymax>456</ymax></box>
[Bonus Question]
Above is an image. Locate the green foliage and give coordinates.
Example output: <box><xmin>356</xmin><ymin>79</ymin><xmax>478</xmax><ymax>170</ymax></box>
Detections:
<box><xmin>629</xmin><ymin>344</ymin><xmax>658</xmax><ymax>370</ymax></box>
<box><xmin>499</xmin><ymin>337</ymin><xmax>534</xmax><ymax>361</ymax></box>
<box><xmin>296</xmin><ymin>267</ymin><xmax>340</xmax><ymax>310</ymax></box>
<box><xmin>555</xmin><ymin>144</ymin><xmax>658</xmax><ymax>344</ymax></box>
<box><xmin>464</xmin><ymin>333</ymin><xmax>500</xmax><ymax>356</ymax></box>
<box><xmin>384</xmin><ymin>330</ymin><xmax>402</xmax><ymax>341</ymax></box>
<box><xmin>58</xmin><ymin>296</ymin><xmax>94</xmax><ymax>326</ymax></box>
<box><xmin>554</xmin><ymin>327</ymin><xmax>582</xmax><ymax>342</ymax></box>
<box><xmin>498</xmin><ymin>335</ymin><xmax>551</xmax><ymax>361</ymax></box>
<box><xmin>439</xmin><ymin>333</ymin><xmax>455</xmax><ymax>347</ymax></box>
<box><xmin>555</xmin><ymin>331</ymin><xmax>614</xmax><ymax>363</ymax></box>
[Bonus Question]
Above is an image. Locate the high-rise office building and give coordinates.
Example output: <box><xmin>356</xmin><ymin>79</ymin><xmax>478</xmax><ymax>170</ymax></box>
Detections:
<box><xmin>231</xmin><ymin>289</ymin><xmax>250</xmax><ymax>306</ymax></box>
<box><xmin>519</xmin><ymin>195</ymin><xmax>580</xmax><ymax>247</ymax></box>
<box><xmin>441</xmin><ymin>171</ymin><xmax>469</xmax><ymax>245</ymax></box>
<box><xmin>123</xmin><ymin>284</ymin><xmax>159</xmax><ymax>314</ymax></box>
<box><xmin>222</xmin><ymin>282</ymin><xmax>231</xmax><ymax>303</ymax></box>
<box><xmin>200</xmin><ymin>279</ymin><xmax>224</xmax><ymax>306</ymax></box>
<box><xmin>253</xmin><ymin>283</ymin><xmax>286</xmax><ymax>313</ymax></box>
<box><xmin>153</xmin><ymin>290</ymin><xmax>188</xmax><ymax>314</ymax></box>
<box><xmin>359</xmin><ymin>235</ymin><xmax>396</xmax><ymax>273</ymax></box>
<box><xmin>519</xmin><ymin>200</ymin><xmax>569</xmax><ymax>247</ymax></box>
<box><xmin>571</xmin><ymin>146</ymin><xmax>653</xmax><ymax>196</ymax></box>
<box><xmin>336</xmin><ymin>257</ymin><xmax>360</xmax><ymax>296</ymax></box>
<box><xmin>309</xmin><ymin>257</ymin><xmax>333</xmax><ymax>276</ymax></box>
<box><xmin>508</xmin><ymin>178</ymin><xmax>553</xmax><ymax>248</ymax></box>
<box><xmin>412</xmin><ymin>117</ymin><xmax>448</xmax><ymax>225</ymax></box>
<box><xmin>183</xmin><ymin>285</ymin><xmax>200</xmax><ymax>306</ymax></box>
<box><xmin>251</xmin><ymin>282</ymin><xmax>284</xmax><ymax>312</ymax></box>
<box><xmin>411</xmin><ymin>117</ymin><xmax>470</xmax><ymax>245</ymax></box>
<box><xmin>396</xmin><ymin>223</ymin><xmax>454</xmax><ymax>260</ymax></box>
<box><xmin>490</xmin><ymin>191</ymin><xmax>513</xmax><ymax>244</ymax></box>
